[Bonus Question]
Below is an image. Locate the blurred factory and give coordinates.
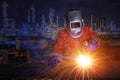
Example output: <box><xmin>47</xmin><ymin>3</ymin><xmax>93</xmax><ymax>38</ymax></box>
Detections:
<box><xmin>0</xmin><ymin>2</ymin><xmax>120</xmax><ymax>64</ymax></box>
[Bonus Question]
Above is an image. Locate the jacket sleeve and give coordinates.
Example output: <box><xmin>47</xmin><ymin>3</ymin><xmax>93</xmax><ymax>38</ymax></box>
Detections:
<box><xmin>85</xmin><ymin>27</ymin><xmax>101</xmax><ymax>49</ymax></box>
<box><xmin>52</xmin><ymin>31</ymin><xmax>65</xmax><ymax>55</ymax></box>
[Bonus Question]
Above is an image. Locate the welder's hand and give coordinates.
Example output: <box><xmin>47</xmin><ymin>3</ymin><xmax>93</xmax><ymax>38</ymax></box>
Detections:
<box><xmin>86</xmin><ymin>39</ymin><xmax>98</xmax><ymax>51</ymax></box>
<box><xmin>45</xmin><ymin>54</ymin><xmax>62</xmax><ymax>67</ymax></box>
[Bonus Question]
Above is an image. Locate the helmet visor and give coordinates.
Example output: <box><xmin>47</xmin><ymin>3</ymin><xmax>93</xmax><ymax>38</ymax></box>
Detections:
<box><xmin>70</xmin><ymin>21</ymin><xmax>81</xmax><ymax>28</ymax></box>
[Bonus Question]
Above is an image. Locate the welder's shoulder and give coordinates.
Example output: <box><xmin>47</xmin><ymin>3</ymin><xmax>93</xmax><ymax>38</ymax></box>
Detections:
<box><xmin>83</xmin><ymin>26</ymin><xmax>91</xmax><ymax>32</ymax></box>
<box><xmin>58</xmin><ymin>28</ymin><xmax>68</xmax><ymax>35</ymax></box>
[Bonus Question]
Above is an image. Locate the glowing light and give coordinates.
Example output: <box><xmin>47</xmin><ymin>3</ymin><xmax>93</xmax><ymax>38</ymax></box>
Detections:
<box><xmin>76</xmin><ymin>55</ymin><xmax>93</xmax><ymax>68</ymax></box>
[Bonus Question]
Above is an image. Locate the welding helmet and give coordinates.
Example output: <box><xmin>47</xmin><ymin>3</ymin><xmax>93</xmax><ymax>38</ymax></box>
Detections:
<box><xmin>66</xmin><ymin>9</ymin><xmax>84</xmax><ymax>38</ymax></box>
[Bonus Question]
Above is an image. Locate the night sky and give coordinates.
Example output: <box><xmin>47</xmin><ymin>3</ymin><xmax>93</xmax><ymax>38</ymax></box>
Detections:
<box><xmin>0</xmin><ymin>0</ymin><xmax>120</xmax><ymax>25</ymax></box>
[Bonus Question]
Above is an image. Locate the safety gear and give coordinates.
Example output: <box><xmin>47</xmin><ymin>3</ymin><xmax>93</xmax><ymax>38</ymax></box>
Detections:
<box><xmin>66</xmin><ymin>10</ymin><xmax>82</xmax><ymax>22</ymax></box>
<box><xmin>52</xmin><ymin>27</ymin><xmax>100</xmax><ymax>57</ymax></box>
<box><xmin>85</xmin><ymin>39</ymin><xmax>98</xmax><ymax>51</ymax></box>
<box><xmin>66</xmin><ymin>10</ymin><xmax>84</xmax><ymax>38</ymax></box>
<box><xmin>45</xmin><ymin>54</ymin><xmax>62</xmax><ymax>67</ymax></box>
<box><xmin>70</xmin><ymin>20</ymin><xmax>83</xmax><ymax>38</ymax></box>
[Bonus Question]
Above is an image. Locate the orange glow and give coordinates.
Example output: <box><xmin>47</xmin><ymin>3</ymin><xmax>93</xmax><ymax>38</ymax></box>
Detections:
<box><xmin>76</xmin><ymin>54</ymin><xmax>93</xmax><ymax>68</ymax></box>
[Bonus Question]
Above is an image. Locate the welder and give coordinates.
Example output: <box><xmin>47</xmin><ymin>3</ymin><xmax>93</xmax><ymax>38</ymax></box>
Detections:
<box><xmin>46</xmin><ymin>9</ymin><xmax>101</xmax><ymax>67</ymax></box>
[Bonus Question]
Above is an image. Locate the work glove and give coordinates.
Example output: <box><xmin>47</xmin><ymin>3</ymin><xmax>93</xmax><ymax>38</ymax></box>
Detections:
<box><xmin>45</xmin><ymin>54</ymin><xmax>62</xmax><ymax>67</ymax></box>
<box><xmin>85</xmin><ymin>39</ymin><xmax>98</xmax><ymax>51</ymax></box>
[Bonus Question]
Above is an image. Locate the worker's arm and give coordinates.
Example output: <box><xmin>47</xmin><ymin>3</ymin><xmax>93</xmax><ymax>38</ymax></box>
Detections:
<box><xmin>84</xmin><ymin>27</ymin><xmax>101</xmax><ymax>51</ymax></box>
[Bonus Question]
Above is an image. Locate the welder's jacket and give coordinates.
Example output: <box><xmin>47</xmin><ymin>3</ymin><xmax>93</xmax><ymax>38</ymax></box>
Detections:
<box><xmin>52</xmin><ymin>26</ymin><xmax>101</xmax><ymax>57</ymax></box>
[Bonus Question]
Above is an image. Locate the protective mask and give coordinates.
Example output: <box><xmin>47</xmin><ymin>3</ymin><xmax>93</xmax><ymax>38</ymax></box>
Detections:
<box><xmin>70</xmin><ymin>28</ymin><xmax>82</xmax><ymax>38</ymax></box>
<box><xmin>70</xmin><ymin>21</ymin><xmax>83</xmax><ymax>38</ymax></box>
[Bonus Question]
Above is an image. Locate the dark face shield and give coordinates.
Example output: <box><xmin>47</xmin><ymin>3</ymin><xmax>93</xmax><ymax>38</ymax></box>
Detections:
<box><xmin>69</xmin><ymin>21</ymin><xmax>83</xmax><ymax>38</ymax></box>
<box><xmin>70</xmin><ymin>22</ymin><xmax>81</xmax><ymax>28</ymax></box>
